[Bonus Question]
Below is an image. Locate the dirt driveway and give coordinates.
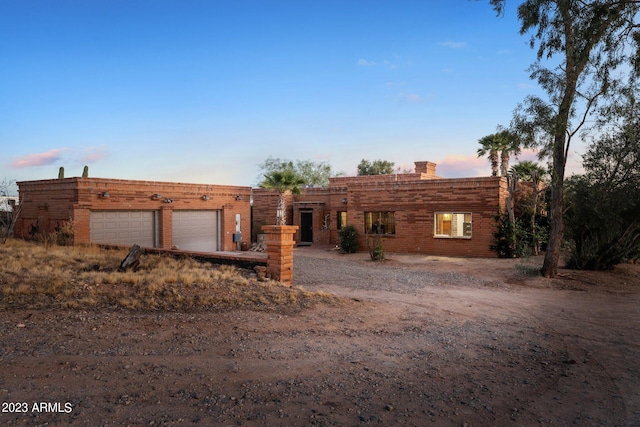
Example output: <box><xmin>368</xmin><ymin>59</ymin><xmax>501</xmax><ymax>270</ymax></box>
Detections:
<box><xmin>2</xmin><ymin>246</ymin><xmax>639</xmax><ymax>426</ymax></box>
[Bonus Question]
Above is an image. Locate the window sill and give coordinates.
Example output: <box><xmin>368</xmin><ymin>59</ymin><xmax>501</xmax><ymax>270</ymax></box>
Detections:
<box><xmin>433</xmin><ymin>235</ymin><xmax>472</xmax><ymax>239</ymax></box>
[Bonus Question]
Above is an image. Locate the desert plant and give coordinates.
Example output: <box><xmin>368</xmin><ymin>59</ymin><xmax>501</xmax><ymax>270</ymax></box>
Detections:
<box><xmin>54</xmin><ymin>219</ymin><xmax>74</xmax><ymax>246</ymax></box>
<box><xmin>338</xmin><ymin>225</ymin><xmax>359</xmax><ymax>253</ymax></box>
<box><xmin>366</xmin><ymin>234</ymin><xmax>385</xmax><ymax>261</ymax></box>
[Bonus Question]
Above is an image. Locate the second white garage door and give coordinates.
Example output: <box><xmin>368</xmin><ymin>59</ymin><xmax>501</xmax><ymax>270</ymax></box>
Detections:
<box><xmin>172</xmin><ymin>210</ymin><xmax>220</xmax><ymax>252</ymax></box>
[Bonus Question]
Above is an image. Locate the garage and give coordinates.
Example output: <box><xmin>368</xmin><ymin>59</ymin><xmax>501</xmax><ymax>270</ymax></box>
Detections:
<box><xmin>90</xmin><ymin>211</ymin><xmax>156</xmax><ymax>247</ymax></box>
<box><xmin>172</xmin><ymin>210</ymin><xmax>220</xmax><ymax>252</ymax></box>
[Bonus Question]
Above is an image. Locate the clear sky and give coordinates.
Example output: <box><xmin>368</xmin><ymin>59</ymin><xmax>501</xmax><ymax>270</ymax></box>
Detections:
<box><xmin>1</xmin><ymin>0</ymin><xmax>585</xmax><ymax>194</ymax></box>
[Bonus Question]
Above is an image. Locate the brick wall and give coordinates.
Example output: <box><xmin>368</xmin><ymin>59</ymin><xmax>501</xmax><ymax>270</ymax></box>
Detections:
<box><xmin>251</xmin><ymin>189</ymin><xmax>294</xmax><ymax>240</ymax></box>
<box><xmin>17</xmin><ymin>177</ymin><xmax>251</xmax><ymax>251</ymax></box>
<box><xmin>15</xmin><ymin>178</ymin><xmax>78</xmax><ymax>238</ymax></box>
<box><xmin>344</xmin><ymin>177</ymin><xmax>507</xmax><ymax>257</ymax></box>
<box><xmin>252</xmin><ymin>174</ymin><xmax>508</xmax><ymax>257</ymax></box>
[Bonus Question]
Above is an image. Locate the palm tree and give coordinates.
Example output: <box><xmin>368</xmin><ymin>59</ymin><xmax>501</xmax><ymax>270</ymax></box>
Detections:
<box><xmin>260</xmin><ymin>170</ymin><xmax>306</xmax><ymax>225</ymax></box>
<box><xmin>477</xmin><ymin>134</ymin><xmax>501</xmax><ymax>177</ymax></box>
<box><xmin>478</xmin><ymin>130</ymin><xmax>521</xmax><ymax>177</ymax></box>
<box><xmin>510</xmin><ymin>160</ymin><xmax>547</xmax><ymax>182</ymax></box>
<box><xmin>496</xmin><ymin>130</ymin><xmax>521</xmax><ymax>177</ymax></box>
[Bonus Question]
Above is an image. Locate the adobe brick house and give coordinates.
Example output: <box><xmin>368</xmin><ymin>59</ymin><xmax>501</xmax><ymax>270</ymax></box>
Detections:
<box><xmin>253</xmin><ymin>161</ymin><xmax>509</xmax><ymax>257</ymax></box>
<box><xmin>15</xmin><ymin>177</ymin><xmax>251</xmax><ymax>252</ymax></box>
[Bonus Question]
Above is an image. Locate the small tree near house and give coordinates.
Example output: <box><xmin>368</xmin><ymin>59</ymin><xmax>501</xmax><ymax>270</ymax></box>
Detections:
<box><xmin>260</xmin><ymin>170</ymin><xmax>305</xmax><ymax>225</ymax></box>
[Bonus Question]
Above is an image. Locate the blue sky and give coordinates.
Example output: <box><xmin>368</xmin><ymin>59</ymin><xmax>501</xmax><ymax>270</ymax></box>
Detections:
<box><xmin>1</xmin><ymin>0</ymin><xmax>585</xmax><ymax>193</ymax></box>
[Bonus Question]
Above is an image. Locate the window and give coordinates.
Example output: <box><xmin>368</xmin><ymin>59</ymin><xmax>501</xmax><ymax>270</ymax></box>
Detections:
<box><xmin>434</xmin><ymin>212</ymin><xmax>472</xmax><ymax>238</ymax></box>
<box><xmin>365</xmin><ymin>211</ymin><xmax>395</xmax><ymax>235</ymax></box>
<box><xmin>337</xmin><ymin>211</ymin><xmax>347</xmax><ymax>229</ymax></box>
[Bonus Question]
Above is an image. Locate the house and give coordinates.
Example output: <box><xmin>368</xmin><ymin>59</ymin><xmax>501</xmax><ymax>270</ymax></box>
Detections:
<box><xmin>253</xmin><ymin>161</ymin><xmax>508</xmax><ymax>257</ymax></box>
<box><xmin>15</xmin><ymin>177</ymin><xmax>251</xmax><ymax>252</ymax></box>
<box><xmin>0</xmin><ymin>196</ymin><xmax>18</xmax><ymax>213</ymax></box>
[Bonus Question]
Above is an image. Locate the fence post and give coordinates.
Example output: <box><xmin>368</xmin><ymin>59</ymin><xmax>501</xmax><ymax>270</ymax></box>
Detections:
<box><xmin>262</xmin><ymin>225</ymin><xmax>298</xmax><ymax>285</ymax></box>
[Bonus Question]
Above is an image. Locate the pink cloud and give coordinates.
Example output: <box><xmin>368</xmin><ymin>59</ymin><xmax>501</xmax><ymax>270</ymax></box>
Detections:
<box><xmin>514</xmin><ymin>148</ymin><xmax>541</xmax><ymax>162</ymax></box>
<box><xmin>81</xmin><ymin>146</ymin><xmax>109</xmax><ymax>163</ymax></box>
<box><xmin>12</xmin><ymin>149</ymin><xmax>65</xmax><ymax>168</ymax></box>
<box><xmin>435</xmin><ymin>155</ymin><xmax>490</xmax><ymax>178</ymax></box>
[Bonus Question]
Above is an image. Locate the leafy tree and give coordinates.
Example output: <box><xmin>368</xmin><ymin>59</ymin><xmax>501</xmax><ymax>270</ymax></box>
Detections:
<box><xmin>565</xmin><ymin>83</ymin><xmax>640</xmax><ymax>269</ymax></box>
<box><xmin>511</xmin><ymin>160</ymin><xmax>548</xmax><ymax>254</ymax></box>
<box><xmin>256</xmin><ymin>157</ymin><xmax>342</xmax><ymax>187</ymax></box>
<box><xmin>357</xmin><ymin>159</ymin><xmax>396</xmax><ymax>176</ymax></box>
<box><xmin>489</xmin><ymin>0</ymin><xmax>640</xmax><ymax>277</ymax></box>
<box><xmin>260</xmin><ymin>170</ymin><xmax>305</xmax><ymax>226</ymax></box>
<box><xmin>565</xmin><ymin>176</ymin><xmax>640</xmax><ymax>269</ymax></box>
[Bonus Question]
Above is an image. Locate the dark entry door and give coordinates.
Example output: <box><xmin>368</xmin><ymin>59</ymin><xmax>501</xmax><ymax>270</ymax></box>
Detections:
<box><xmin>300</xmin><ymin>212</ymin><xmax>313</xmax><ymax>243</ymax></box>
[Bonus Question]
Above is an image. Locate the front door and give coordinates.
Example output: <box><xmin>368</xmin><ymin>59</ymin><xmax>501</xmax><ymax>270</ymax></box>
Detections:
<box><xmin>300</xmin><ymin>211</ymin><xmax>313</xmax><ymax>243</ymax></box>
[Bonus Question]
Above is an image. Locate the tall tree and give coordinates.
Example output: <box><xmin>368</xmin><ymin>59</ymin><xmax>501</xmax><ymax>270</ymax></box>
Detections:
<box><xmin>357</xmin><ymin>159</ymin><xmax>396</xmax><ymax>176</ymax></box>
<box><xmin>477</xmin><ymin>134</ymin><xmax>501</xmax><ymax>176</ymax></box>
<box><xmin>477</xmin><ymin>129</ymin><xmax>520</xmax><ymax>176</ymax></box>
<box><xmin>489</xmin><ymin>0</ymin><xmax>640</xmax><ymax>277</ymax></box>
<box><xmin>497</xmin><ymin>129</ymin><xmax>521</xmax><ymax>177</ymax></box>
<box><xmin>256</xmin><ymin>156</ymin><xmax>342</xmax><ymax>187</ymax></box>
<box><xmin>511</xmin><ymin>160</ymin><xmax>548</xmax><ymax>255</ymax></box>
<box><xmin>260</xmin><ymin>170</ymin><xmax>305</xmax><ymax>226</ymax></box>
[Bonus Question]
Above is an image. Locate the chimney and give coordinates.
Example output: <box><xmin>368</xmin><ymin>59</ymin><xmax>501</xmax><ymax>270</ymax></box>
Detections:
<box><xmin>414</xmin><ymin>161</ymin><xmax>437</xmax><ymax>178</ymax></box>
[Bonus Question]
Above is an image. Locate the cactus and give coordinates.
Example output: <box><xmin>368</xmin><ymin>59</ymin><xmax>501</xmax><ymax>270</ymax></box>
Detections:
<box><xmin>82</xmin><ymin>165</ymin><xmax>89</xmax><ymax>178</ymax></box>
<box><xmin>58</xmin><ymin>167</ymin><xmax>64</xmax><ymax>179</ymax></box>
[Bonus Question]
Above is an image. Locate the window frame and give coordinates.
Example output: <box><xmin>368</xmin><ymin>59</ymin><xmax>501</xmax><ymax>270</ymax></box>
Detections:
<box><xmin>364</xmin><ymin>211</ymin><xmax>396</xmax><ymax>235</ymax></box>
<box><xmin>336</xmin><ymin>211</ymin><xmax>347</xmax><ymax>230</ymax></box>
<box><xmin>434</xmin><ymin>212</ymin><xmax>472</xmax><ymax>239</ymax></box>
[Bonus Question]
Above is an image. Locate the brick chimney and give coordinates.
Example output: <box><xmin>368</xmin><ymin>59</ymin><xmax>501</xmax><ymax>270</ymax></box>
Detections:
<box><xmin>414</xmin><ymin>161</ymin><xmax>437</xmax><ymax>178</ymax></box>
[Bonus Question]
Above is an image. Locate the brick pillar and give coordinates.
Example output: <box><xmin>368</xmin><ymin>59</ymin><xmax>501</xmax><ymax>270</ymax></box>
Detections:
<box><xmin>262</xmin><ymin>225</ymin><xmax>298</xmax><ymax>285</ymax></box>
<box><xmin>159</xmin><ymin>206</ymin><xmax>172</xmax><ymax>249</ymax></box>
<box><xmin>72</xmin><ymin>205</ymin><xmax>91</xmax><ymax>245</ymax></box>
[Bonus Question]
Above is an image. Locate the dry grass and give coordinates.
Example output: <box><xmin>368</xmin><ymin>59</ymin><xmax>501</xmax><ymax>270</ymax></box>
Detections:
<box><xmin>0</xmin><ymin>239</ymin><xmax>341</xmax><ymax>312</ymax></box>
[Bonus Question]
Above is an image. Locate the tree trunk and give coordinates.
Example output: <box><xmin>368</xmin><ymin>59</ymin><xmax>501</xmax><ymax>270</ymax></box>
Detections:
<box><xmin>507</xmin><ymin>174</ymin><xmax>518</xmax><ymax>255</ymax></box>
<box><xmin>500</xmin><ymin>150</ymin><xmax>510</xmax><ymax>177</ymax></box>
<box><xmin>490</xmin><ymin>151</ymin><xmax>499</xmax><ymax>177</ymax></box>
<box><xmin>531</xmin><ymin>171</ymin><xmax>540</xmax><ymax>256</ymax></box>
<box><xmin>542</xmin><ymin>118</ymin><xmax>569</xmax><ymax>278</ymax></box>
<box><xmin>276</xmin><ymin>194</ymin><xmax>287</xmax><ymax>225</ymax></box>
<box><xmin>119</xmin><ymin>244</ymin><xmax>143</xmax><ymax>271</ymax></box>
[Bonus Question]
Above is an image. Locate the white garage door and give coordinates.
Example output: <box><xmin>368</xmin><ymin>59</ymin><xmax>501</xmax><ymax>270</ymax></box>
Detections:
<box><xmin>90</xmin><ymin>211</ymin><xmax>156</xmax><ymax>248</ymax></box>
<box><xmin>172</xmin><ymin>210</ymin><xmax>219</xmax><ymax>252</ymax></box>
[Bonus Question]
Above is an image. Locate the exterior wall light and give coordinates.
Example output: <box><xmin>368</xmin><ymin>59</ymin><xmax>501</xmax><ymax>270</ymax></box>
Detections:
<box><xmin>99</xmin><ymin>192</ymin><xmax>110</xmax><ymax>198</ymax></box>
<box><xmin>341</xmin><ymin>198</ymin><xmax>347</xmax><ymax>204</ymax></box>
<box><xmin>201</xmin><ymin>195</ymin><xmax>210</xmax><ymax>201</ymax></box>
<box><xmin>235</xmin><ymin>195</ymin><xmax>244</xmax><ymax>201</ymax></box>
<box><xmin>151</xmin><ymin>193</ymin><xmax>162</xmax><ymax>200</ymax></box>
<box><xmin>163</xmin><ymin>198</ymin><xmax>173</xmax><ymax>203</ymax></box>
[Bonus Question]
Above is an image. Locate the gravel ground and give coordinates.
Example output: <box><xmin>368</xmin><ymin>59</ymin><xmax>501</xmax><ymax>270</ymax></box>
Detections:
<box><xmin>1</xmin><ymin>247</ymin><xmax>639</xmax><ymax>426</ymax></box>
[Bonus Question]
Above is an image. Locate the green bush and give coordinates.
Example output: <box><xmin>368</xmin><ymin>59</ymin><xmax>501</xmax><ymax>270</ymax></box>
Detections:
<box><xmin>338</xmin><ymin>225</ymin><xmax>359</xmax><ymax>253</ymax></box>
<box><xmin>565</xmin><ymin>177</ymin><xmax>640</xmax><ymax>270</ymax></box>
<box><xmin>491</xmin><ymin>212</ymin><xmax>528</xmax><ymax>258</ymax></box>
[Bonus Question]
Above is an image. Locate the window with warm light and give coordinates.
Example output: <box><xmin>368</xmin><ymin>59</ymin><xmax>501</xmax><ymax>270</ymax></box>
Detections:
<box><xmin>434</xmin><ymin>212</ymin><xmax>472</xmax><ymax>238</ymax></box>
<box><xmin>337</xmin><ymin>211</ymin><xmax>347</xmax><ymax>229</ymax></box>
<box><xmin>364</xmin><ymin>211</ymin><xmax>395</xmax><ymax>235</ymax></box>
